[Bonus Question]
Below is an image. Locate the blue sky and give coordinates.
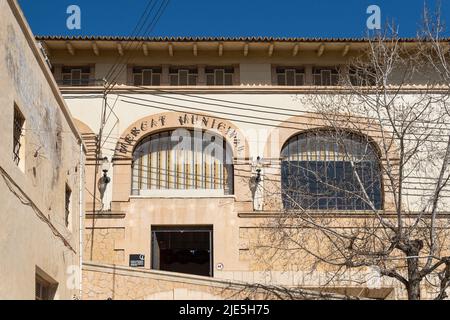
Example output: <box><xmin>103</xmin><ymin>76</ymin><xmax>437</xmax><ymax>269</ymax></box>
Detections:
<box><xmin>18</xmin><ymin>0</ymin><xmax>449</xmax><ymax>38</ymax></box>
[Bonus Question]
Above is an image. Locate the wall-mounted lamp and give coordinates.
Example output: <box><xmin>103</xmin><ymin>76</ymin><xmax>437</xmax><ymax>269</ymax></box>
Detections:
<box><xmin>98</xmin><ymin>157</ymin><xmax>111</xmax><ymax>199</ymax></box>
<box><xmin>255</xmin><ymin>156</ymin><xmax>262</xmax><ymax>183</ymax></box>
<box><xmin>251</xmin><ymin>156</ymin><xmax>264</xmax><ymax>212</ymax></box>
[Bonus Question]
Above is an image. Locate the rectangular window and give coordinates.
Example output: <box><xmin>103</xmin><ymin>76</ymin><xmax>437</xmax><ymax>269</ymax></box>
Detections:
<box><xmin>13</xmin><ymin>105</ymin><xmax>25</xmax><ymax>167</ymax></box>
<box><xmin>35</xmin><ymin>274</ymin><xmax>56</xmax><ymax>300</ymax></box>
<box><xmin>169</xmin><ymin>68</ymin><xmax>197</xmax><ymax>86</ymax></box>
<box><xmin>132</xmin><ymin>67</ymin><xmax>161</xmax><ymax>86</ymax></box>
<box><xmin>205</xmin><ymin>67</ymin><xmax>234</xmax><ymax>86</ymax></box>
<box><xmin>313</xmin><ymin>67</ymin><xmax>339</xmax><ymax>86</ymax></box>
<box><xmin>151</xmin><ymin>226</ymin><xmax>213</xmax><ymax>277</ymax></box>
<box><xmin>276</xmin><ymin>67</ymin><xmax>305</xmax><ymax>86</ymax></box>
<box><xmin>61</xmin><ymin>66</ymin><xmax>91</xmax><ymax>86</ymax></box>
<box><xmin>65</xmin><ymin>184</ymin><xmax>72</xmax><ymax>228</ymax></box>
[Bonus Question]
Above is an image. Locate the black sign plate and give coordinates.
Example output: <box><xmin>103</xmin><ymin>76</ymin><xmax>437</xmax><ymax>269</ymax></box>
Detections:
<box><xmin>129</xmin><ymin>254</ymin><xmax>145</xmax><ymax>267</ymax></box>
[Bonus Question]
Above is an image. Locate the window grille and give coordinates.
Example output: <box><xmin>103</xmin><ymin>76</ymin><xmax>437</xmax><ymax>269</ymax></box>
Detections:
<box><xmin>281</xmin><ymin>131</ymin><xmax>382</xmax><ymax>210</ymax></box>
<box><xmin>131</xmin><ymin>130</ymin><xmax>234</xmax><ymax>195</ymax></box>
<box><xmin>13</xmin><ymin>106</ymin><xmax>25</xmax><ymax>166</ymax></box>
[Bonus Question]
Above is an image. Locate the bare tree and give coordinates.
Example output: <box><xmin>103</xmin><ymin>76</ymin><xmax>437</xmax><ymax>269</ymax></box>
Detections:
<box><xmin>252</xmin><ymin>19</ymin><xmax>450</xmax><ymax>300</ymax></box>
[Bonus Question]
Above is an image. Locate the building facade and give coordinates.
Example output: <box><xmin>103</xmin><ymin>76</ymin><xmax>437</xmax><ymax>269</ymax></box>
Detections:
<box><xmin>0</xmin><ymin>0</ymin><xmax>84</xmax><ymax>300</ymax></box>
<box><xmin>36</xmin><ymin>34</ymin><xmax>450</xmax><ymax>300</ymax></box>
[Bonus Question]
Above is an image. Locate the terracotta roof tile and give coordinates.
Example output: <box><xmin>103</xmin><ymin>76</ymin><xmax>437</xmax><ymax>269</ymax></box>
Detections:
<box><xmin>35</xmin><ymin>35</ymin><xmax>448</xmax><ymax>42</ymax></box>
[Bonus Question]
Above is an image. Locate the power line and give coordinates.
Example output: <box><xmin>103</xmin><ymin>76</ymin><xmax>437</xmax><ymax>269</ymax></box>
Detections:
<box><xmin>136</xmin><ymin>86</ymin><xmax>450</xmax><ymax>127</ymax></box>
<box><xmin>103</xmin><ymin>0</ymin><xmax>157</xmax><ymax>81</ymax></box>
<box><xmin>118</xmin><ymin>97</ymin><xmax>450</xmax><ymax>143</ymax></box>
<box><xmin>105</xmin><ymin>0</ymin><xmax>171</xmax><ymax>92</ymax></box>
<box><xmin>63</xmin><ymin>86</ymin><xmax>450</xmax><ymax>133</ymax></box>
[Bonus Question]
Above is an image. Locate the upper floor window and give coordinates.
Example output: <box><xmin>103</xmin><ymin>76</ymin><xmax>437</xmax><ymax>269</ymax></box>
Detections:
<box><xmin>313</xmin><ymin>67</ymin><xmax>339</xmax><ymax>86</ymax></box>
<box><xmin>62</xmin><ymin>66</ymin><xmax>91</xmax><ymax>86</ymax></box>
<box><xmin>169</xmin><ymin>67</ymin><xmax>197</xmax><ymax>86</ymax></box>
<box><xmin>205</xmin><ymin>67</ymin><xmax>234</xmax><ymax>85</ymax></box>
<box><xmin>133</xmin><ymin>67</ymin><xmax>161</xmax><ymax>86</ymax></box>
<box><xmin>35</xmin><ymin>273</ymin><xmax>56</xmax><ymax>300</ymax></box>
<box><xmin>281</xmin><ymin>130</ymin><xmax>382</xmax><ymax>211</ymax></box>
<box><xmin>276</xmin><ymin>67</ymin><xmax>305</xmax><ymax>86</ymax></box>
<box><xmin>132</xmin><ymin>129</ymin><xmax>234</xmax><ymax>196</ymax></box>
<box><xmin>13</xmin><ymin>105</ymin><xmax>25</xmax><ymax>167</ymax></box>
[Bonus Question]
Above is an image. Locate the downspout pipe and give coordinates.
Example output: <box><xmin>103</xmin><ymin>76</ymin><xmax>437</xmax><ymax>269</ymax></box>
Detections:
<box><xmin>78</xmin><ymin>141</ymin><xmax>84</xmax><ymax>299</ymax></box>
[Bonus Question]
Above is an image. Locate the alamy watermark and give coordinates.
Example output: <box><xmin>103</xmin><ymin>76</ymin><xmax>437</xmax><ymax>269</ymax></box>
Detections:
<box><xmin>66</xmin><ymin>5</ymin><xmax>81</xmax><ymax>30</ymax></box>
<box><xmin>366</xmin><ymin>5</ymin><xmax>381</xmax><ymax>30</ymax></box>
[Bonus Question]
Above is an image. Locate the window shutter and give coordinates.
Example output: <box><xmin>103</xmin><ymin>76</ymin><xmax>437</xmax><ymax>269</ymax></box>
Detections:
<box><xmin>321</xmin><ymin>70</ymin><xmax>331</xmax><ymax>86</ymax></box>
<box><xmin>206</xmin><ymin>74</ymin><xmax>214</xmax><ymax>85</ymax></box>
<box><xmin>179</xmin><ymin>70</ymin><xmax>188</xmax><ymax>85</ymax></box>
<box><xmin>295</xmin><ymin>74</ymin><xmax>304</xmax><ymax>86</ymax></box>
<box><xmin>134</xmin><ymin>74</ymin><xmax>142</xmax><ymax>86</ymax></box>
<box><xmin>188</xmin><ymin>74</ymin><xmax>197</xmax><ymax>86</ymax></box>
<box><xmin>286</xmin><ymin>69</ymin><xmax>295</xmax><ymax>86</ymax></box>
<box><xmin>71</xmin><ymin>69</ymin><xmax>81</xmax><ymax>85</ymax></box>
<box><xmin>224</xmin><ymin>73</ymin><xmax>233</xmax><ymax>85</ymax></box>
<box><xmin>152</xmin><ymin>73</ymin><xmax>161</xmax><ymax>86</ymax></box>
<box><xmin>62</xmin><ymin>74</ymin><xmax>71</xmax><ymax>85</ymax></box>
<box><xmin>143</xmin><ymin>70</ymin><xmax>152</xmax><ymax>85</ymax></box>
<box><xmin>81</xmin><ymin>74</ymin><xmax>90</xmax><ymax>86</ymax></box>
<box><xmin>277</xmin><ymin>74</ymin><xmax>286</xmax><ymax>86</ymax></box>
<box><xmin>214</xmin><ymin>69</ymin><xmax>225</xmax><ymax>86</ymax></box>
<box><xmin>169</xmin><ymin>74</ymin><xmax>178</xmax><ymax>86</ymax></box>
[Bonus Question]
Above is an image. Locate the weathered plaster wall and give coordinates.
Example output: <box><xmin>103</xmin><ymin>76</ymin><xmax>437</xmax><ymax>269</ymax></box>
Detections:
<box><xmin>0</xmin><ymin>0</ymin><xmax>84</xmax><ymax>299</ymax></box>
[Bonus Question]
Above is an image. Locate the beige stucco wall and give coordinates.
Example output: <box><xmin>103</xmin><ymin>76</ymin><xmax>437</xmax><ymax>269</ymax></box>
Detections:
<box><xmin>0</xmin><ymin>0</ymin><xmax>84</xmax><ymax>300</ymax></box>
<box><xmin>39</xmin><ymin>34</ymin><xmax>450</xmax><ymax>300</ymax></box>
<box><xmin>61</xmin><ymin>93</ymin><xmax>447</xmax><ymax>300</ymax></box>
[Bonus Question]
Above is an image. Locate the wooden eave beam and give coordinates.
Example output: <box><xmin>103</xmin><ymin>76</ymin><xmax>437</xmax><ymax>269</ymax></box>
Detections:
<box><xmin>317</xmin><ymin>43</ymin><xmax>325</xmax><ymax>57</ymax></box>
<box><xmin>66</xmin><ymin>42</ymin><xmax>75</xmax><ymax>55</ymax></box>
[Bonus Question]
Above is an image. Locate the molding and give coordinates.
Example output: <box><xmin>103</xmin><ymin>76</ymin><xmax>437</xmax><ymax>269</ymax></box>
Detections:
<box><xmin>129</xmin><ymin>194</ymin><xmax>236</xmax><ymax>200</ymax></box>
<box><xmin>58</xmin><ymin>85</ymin><xmax>450</xmax><ymax>95</ymax></box>
<box><xmin>238</xmin><ymin>210</ymin><xmax>450</xmax><ymax>219</ymax></box>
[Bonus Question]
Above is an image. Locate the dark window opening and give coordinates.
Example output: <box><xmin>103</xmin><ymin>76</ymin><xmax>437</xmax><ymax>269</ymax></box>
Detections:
<box><xmin>13</xmin><ymin>105</ymin><xmax>25</xmax><ymax>166</ymax></box>
<box><xmin>35</xmin><ymin>273</ymin><xmax>57</xmax><ymax>300</ymax></box>
<box><xmin>65</xmin><ymin>184</ymin><xmax>72</xmax><ymax>228</ymax></box>
<box><xmin>152</xmin><ymin>226</ymin><xmax>213</xmax><ymax>277</ymax></box>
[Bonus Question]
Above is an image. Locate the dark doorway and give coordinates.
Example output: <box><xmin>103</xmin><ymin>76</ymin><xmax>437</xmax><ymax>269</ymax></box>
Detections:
<box><xmin>151</xmin><ymin>226</ymin><xmax>213</xmax><ymax>277</ymax></box>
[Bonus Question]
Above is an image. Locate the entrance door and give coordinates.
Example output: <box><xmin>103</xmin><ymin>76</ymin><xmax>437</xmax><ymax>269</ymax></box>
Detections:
<box><xmin>151</xmin><ymin>226</ymin><xmax>213</xmax><ymax>277</ymax></box>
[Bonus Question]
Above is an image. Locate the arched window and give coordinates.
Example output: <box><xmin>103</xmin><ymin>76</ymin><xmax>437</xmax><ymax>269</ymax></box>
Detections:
<box><xmin>281</xmin><ymin>130</ymin><xmax>382</xmax><ymax>210</ymax></box>
<box><xmin>132</xmin><ymin>129</ymin><xmax>234</xmax><ymax>195</ymax></box>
